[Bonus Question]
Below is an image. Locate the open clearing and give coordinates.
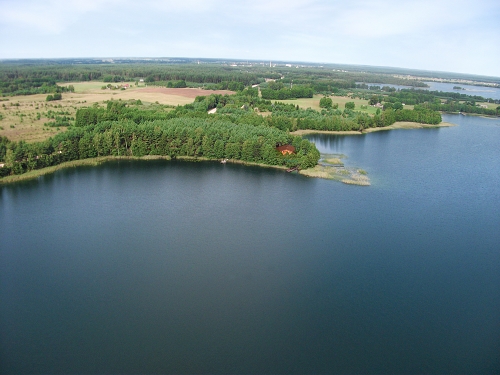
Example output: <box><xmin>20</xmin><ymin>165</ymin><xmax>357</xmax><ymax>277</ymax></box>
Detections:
<box><xmin>0</xmin><ymin>83</ymin><xmax>234</xmax><ymax>142</ymax></box>
<box><xmin>138</xmin><ymin>87</ymin><xmax>234</xmax><ymax>98</ymax></box>
<box><xmin>278</xmin><ymin>95</ymin><xmax>412</xmax><ymax>115</ymax></box>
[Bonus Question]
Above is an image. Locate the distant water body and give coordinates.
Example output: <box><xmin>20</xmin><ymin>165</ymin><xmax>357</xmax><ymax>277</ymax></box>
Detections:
<box><xmin>1</xmin><ymin>114</ymin><xmax>499</xmax><ymax>374</ymax></box>
<box><xmin>424</xmin><ymin>82</ymin><xmax>500</xmax><ymax>100</ymax></box>
<box><xmin>361</xmin><ymin>82</ymin><xmax>500</xmax><ymax>100</ymax></box>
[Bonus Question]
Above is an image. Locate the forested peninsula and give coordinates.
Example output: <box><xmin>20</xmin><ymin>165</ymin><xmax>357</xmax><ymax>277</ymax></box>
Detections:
<box><xmin>1</xmin><ymin>59</ymin><xmax>498</xmax><ymax>183</ymax></box>
<box><xmin>0</xmin><ymin>89</ymin><xmax>440</xmax><ymax>181</ymax></box>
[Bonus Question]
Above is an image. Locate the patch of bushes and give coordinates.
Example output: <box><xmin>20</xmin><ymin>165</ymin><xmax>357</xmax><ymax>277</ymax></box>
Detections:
<box><xmin>46</xmin><ymin>93</ymin><xmax>62</xmax><ymax>101</ymax></box>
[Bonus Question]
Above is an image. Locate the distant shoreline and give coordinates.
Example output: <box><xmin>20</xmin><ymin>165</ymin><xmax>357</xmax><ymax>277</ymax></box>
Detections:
<box><xmin>291</xmin><ymin>121</ymin><xmax>456</xmax><ymax>136</ymax></box>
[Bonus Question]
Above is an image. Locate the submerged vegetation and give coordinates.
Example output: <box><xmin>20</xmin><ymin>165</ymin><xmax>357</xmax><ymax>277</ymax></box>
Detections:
<box><xmin>299</xmin><ymin>154</ymin><xmax>371</xmax><ymax>185</ymax></box>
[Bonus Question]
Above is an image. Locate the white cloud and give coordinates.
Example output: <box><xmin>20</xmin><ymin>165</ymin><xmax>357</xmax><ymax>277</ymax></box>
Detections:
<box><xmin>0</xmin><ymin>0</ymin><xmax>120</xmax><ymax>33</ymax></box>
<box><xmin>144</xmin><ymin>0</ymin><xmax>216</xmax><ymax>13</ymax></box>
<box><xmin>331</xmin><ymin>0</ymin><xmax>489</xmax><ymax>38</ymax></box>
<box><xmin>0</xmin><ymin>0</ymin><xmax>498</xmax><ymax>76</ymax></box>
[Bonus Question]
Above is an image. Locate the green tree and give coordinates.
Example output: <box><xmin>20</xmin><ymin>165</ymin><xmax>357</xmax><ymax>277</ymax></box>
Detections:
<box><xmin>393</xmin><ymin>102</ymin><xmax>403</xmax><ymax>110</ymax></box>
<box><xmin>319</xmin><ymin>97</ymin><xmax>333</xmax><ymax>109</ymax></box>
<box><xmin>369</xmin><ymin>95</ymin><xmax>379</xmax><ymax>105</ymax></box>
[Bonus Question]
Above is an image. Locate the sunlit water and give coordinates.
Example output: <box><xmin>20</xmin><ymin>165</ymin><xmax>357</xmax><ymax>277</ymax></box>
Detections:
<box><xmin>1</xmin><ymin>114</ymin><xmax>499</xmax><ymax>374</ymax></box>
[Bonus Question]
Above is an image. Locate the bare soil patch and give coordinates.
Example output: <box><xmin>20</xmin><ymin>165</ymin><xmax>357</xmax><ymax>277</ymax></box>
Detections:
<box><xmin>137</xmin><ymin>88</ymin><xmax>235</xmax><ymax>98</ymax></box>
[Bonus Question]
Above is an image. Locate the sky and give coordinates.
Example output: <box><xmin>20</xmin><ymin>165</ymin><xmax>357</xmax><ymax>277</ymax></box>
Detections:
<box><xmin>1</xmin><ymin>0</ymin><xmax>499</xmax><ymax>77</ymax></box>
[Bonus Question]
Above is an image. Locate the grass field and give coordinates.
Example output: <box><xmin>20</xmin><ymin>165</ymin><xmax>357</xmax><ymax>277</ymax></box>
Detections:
<box><xmin>278</xmin><ymin>95</ymin><xmax>417</xmax><ymax>115</ymax></box>
<box><xmin>60</xmin><ymin>81</ymin><xmax>115</xmax><ymax>92</ymax></box>
<box><xmin>1</xmin><ymin>85</ymin><xmax>488</xmax><ymax>144</ymax></box>
<box><xmin>476</xmin><ymin>102</ymin><xmax>498</xmax><ymax>110</ymax></box>
<box><xmin>0</xmin><ymin>94</ymin><xmax>67</xmax><ymax>142</ymax></box>
<box><xmin>0</xmin><ymin>83</ymin><xmax>233</xmax><ymax>143</ymax></box>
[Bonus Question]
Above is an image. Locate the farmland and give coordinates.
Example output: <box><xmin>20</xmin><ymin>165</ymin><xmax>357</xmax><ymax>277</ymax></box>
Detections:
<box><xmin>0</xmin><ymin>84</ymin><xmax>234</xmax><ymax>143</ymax></box>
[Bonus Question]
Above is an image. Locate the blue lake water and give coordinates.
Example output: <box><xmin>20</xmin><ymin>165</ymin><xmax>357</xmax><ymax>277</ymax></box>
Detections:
<box><xmin>423</xmin><ymin>82</ymin><xmax>500</xmax><ymax>100</ymax></box>
<box><xmin>357</xmin><ymin>82</ymin><xmax>420</xmax><ymax>91</ymax></box>
<box><xmin>1</xmin><ymin>114</ymin><xmax>499</xmax><ymax>374</ymax></box>
<box><xmin>360</xmin><ymin>82</ymin><xmax>500</xmax><ymax>100</ymax></box>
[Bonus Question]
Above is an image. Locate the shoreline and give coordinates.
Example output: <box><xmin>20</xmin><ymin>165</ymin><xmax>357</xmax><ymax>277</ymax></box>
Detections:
<box><xmin>0</xmin><ymin>155</ymin><xmax>172</xmax><ymax>185</ymax></box>
<box><xmin>291</xmin><ymin>121</ymin><xmax>455</xmax><ymax>136</ymax></box>
<box><xmin>0</xmin><ymin>155</ymin><xmax>291</xmax><ymax>185</ymax></box>
<box><xmin>0</xmin><ymin>121</ymin><xmax>456</xmax><ymax>186</ymax></box>
<box><xmin>176</xmin><ymin>156</ymin><xmax>289</xmax><ymax>171</ymax></box>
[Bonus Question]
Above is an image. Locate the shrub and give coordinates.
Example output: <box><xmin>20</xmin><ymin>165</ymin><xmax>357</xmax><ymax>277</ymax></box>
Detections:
<box><xmin>319</xmin><ymin>97</ymin><xmax>333</xmax><ymax>109</ymax></box>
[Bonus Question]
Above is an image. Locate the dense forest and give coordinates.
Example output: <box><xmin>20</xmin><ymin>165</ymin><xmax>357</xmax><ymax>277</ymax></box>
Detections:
<box><xmin>0</xmin><ymin>119</ymin><xmax>319</xmax><ymax>177</ymax></box>
<box><xmin>2</xmin><ymin>58</ymin><xmax>498</xmax><ymax>93</ymax></box>
<box><xmin>2</xmin><ymin>59</ymin><xmax>499</xmax><ymax>179</ymax></box>
<box><xmin>0</xmin><ymin>86</ymin><xmax>443</xmax><ymax>178</ymax></box>
<box><xmin>75</xmin><ymin>90</ymin><xmax>443</xmax><ymax>132</ymax></box>
<box><xmin>0</xmin><ymin>60</ymin><xmax>435</xmax><ymax>97</ymax></box>
<box><xmin>0</xmin><ymin>98</ymin><xmax>321</xmax><ymax>178</ymax></box>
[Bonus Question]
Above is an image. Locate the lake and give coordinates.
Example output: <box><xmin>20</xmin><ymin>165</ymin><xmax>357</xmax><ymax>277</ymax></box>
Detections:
<box><xmin>423</xmin><ymin>82</ymin><xmax>500</xmax><ymax>100</ymax></box>
<box><xmin>360</xmin><ymin>82</ymin><xmax>500</xmax><ymax>100</ymax></box>
<box><xmin>1</xmin><ymin>114</ymin><xmax>499</xmax><ymax>374</ymax></box>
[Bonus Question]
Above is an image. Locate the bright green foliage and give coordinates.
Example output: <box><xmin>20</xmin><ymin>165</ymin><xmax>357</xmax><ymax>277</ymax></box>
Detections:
<box><xmin>2</xmin><ymin>74</ymin><xmax>450</xmax><ymax>179</ymax></box>
<box><xmin>418</xmin><ymin>101</ymin><xmax>498</xmax><ymax>116</ymax></box>
<box><xmin>319</xmin><ymin>97</ymin><xmax>333</xmax><ymax>108</ymax></box>
<box><xmin>261</xmin><ymin>82</ymin><xmax>314</xmax><ymax>100</ymax></box>
<box><xmin>0</xmin><ymin>108</ymin><xmax>321</xmax><ymax>176</ymax></box>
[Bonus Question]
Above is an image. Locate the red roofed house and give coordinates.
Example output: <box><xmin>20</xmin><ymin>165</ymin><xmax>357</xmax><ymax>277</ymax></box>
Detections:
<box><xmin>276</xmin><ymin>145</ymin><xmax>296</xmax><ymax>155</ymax></box>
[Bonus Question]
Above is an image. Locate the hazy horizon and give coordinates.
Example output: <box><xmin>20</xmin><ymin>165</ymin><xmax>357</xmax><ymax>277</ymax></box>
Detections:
<box><xmin>1</xmin><ymin>0</ymin><xmax>499</xmax><ymax>77</ymax></box>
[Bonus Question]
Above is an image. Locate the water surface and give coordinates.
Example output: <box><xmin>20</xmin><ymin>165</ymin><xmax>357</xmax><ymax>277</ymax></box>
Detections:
<box><xmin>359</xmin><ymin>81</ymin><xmax>500</xmax><ymax>100</ymax></box>
<box><xmin>1</xmin><ymin>114</ymin><xmax>499</xmax><ymax>374</ymax></box>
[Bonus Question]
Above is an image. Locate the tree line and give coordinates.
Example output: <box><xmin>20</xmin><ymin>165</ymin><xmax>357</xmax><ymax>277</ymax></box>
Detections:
<box><xmin>0</xmin><ymin>106</ymin><xmax>320</xmax><ymax>178</ymax></box>
<box><xmin>1</xmin><ymin>62</ymin><xmax>444</xmax><ymax>97</ymax></box>
<box><xmin>260</xmin><ymin>81</ymin><xmax>314</xmax><ymax>100</ymax></box>
<box><xmin>417</xmin><ymin>102</ymin><xmax>499</xmax><ymax>116</ymax></box>
<box><xmin>0</xmin><ymin>74</ymin><xmax>449</xmax><ymax>179</ymax></box>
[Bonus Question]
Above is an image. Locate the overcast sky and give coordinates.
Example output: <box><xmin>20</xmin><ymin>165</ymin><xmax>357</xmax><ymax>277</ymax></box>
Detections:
<box><xmin>1</xmin><ymin>0</ymin><xmax>499</xmax><ymax>77</ymax></box>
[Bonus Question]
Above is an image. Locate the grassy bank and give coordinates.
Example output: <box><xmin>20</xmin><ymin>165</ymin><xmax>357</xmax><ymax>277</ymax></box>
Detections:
<box><xmin>176</xmin><ymin>155</ymin><xmax>289</xmax><ymax>171</ymax></box>
<box><xmin>0</xmin><ymin>155</ymin><xmax>299</xmax><ymax>185</ymax></box>
<box><xmin>291</xmin><ymin>129</ymin><xmax>362</xmax><ymax>136</ymax></box>
<box><xmin>298</xmin><ymin>154</ymin><xmax>370</xmax><ymax>186</ymax></box>
<box><xmin>363</xmin><ymin>121</ymin><xmax>455</xmax><ymax>132</ymax></box>
<box><xmin>291</xmin><ymin>121</ymin><xmax>455</xmax><ymax>136</ymax></box>
<box><xmin>300</xmin><ymin>165</ymin><xmax>370</xmax><ymax>185</ymax></box>
<box><xmin>0</xmin><ymin>155</ymin><xmax>172</xmax><ymax>185</ymax></box>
